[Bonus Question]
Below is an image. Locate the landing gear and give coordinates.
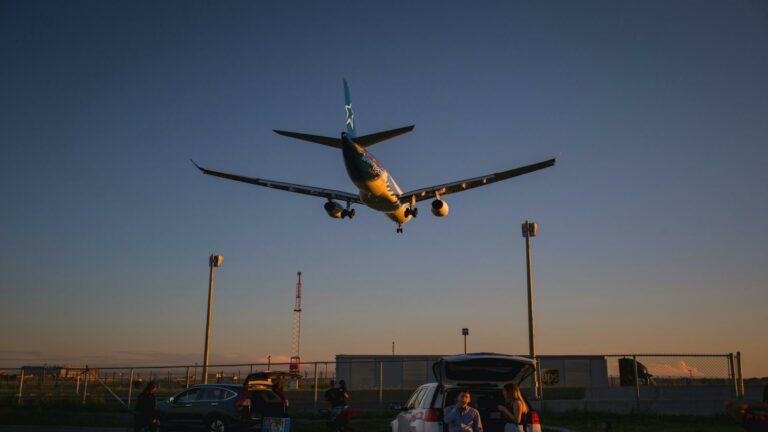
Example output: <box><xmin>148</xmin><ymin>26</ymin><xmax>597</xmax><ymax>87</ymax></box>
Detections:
<box><xmin>341</xmin><ymin>202</ymin><xmax>355</xmax><ymax>219</ymax></box>
<box><xmin>404</xmin><ymin>207</ymin><xmax>418</xmax><ymax>218</ymax></box>
<box><xmin>341</xmin><ymin>208</ymin><xmax>355</xmax><ymax>219</ymax></box>
<box><xmin>396</xmin><ymin>224</ymin><xmax>403</xmax><ymax>234</ymax></box>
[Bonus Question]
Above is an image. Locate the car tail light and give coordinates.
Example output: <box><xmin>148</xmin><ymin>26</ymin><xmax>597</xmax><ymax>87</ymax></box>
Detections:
<box><xmin>528</xmin><ymin>410</ymin><xmax>542</xmax><ymax>432</ymax></box>
<box><xmin>529</xmin><ymin>411</ymin><xmax>540</xmax><ymax>424</ymax></box>
<box><xmin>424</xmin><ymin>408</ymin><xmax>442</xmax><ymax>422</ymax></box>
<box><xmin>236</xmin><ymin>395</ymin><xmax>251</xmax><ymax>409</ymax></box>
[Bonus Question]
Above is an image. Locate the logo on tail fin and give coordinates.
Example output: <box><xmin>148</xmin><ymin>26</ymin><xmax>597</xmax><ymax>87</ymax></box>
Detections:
<box><xmin>345</xmin><ymin>103</ymin><xmax>354</xmax><ymax>130</ymax></box>
<box><xmin>343</xmin><ymin>79</ymin><xmax>356</xmax><ymax>137</ymax></box>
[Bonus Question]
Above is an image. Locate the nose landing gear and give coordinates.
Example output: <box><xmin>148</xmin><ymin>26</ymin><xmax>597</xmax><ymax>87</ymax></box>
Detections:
<box><xmin>396</xmin><ymin>224</ymin><xmax>403</xmax><ymax>234</ymax></box>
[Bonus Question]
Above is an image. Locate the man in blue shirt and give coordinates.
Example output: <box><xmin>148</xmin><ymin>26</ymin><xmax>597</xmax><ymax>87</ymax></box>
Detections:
<box><xmin>444</xmin><ymin>391</ymin><xmax>483</xmax><ymax>432</ymax></box>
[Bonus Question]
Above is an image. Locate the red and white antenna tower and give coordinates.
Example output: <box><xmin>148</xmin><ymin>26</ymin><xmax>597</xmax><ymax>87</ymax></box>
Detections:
<box><xmin>289</xmin><ymin>272</ymin><xmax>302</xmax><ymax>373</ymax></box>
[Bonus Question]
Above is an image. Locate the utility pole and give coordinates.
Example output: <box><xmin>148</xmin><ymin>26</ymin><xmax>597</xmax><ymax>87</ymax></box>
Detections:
<box><xmin>522</xmin><ymin>221</ymin><xmax>540</xmax><ymax>399</ymax></box>
<box><xmin>202</xmin><ymin>254</ymin><xmax>223</xmax><ymax>384</ymax></box>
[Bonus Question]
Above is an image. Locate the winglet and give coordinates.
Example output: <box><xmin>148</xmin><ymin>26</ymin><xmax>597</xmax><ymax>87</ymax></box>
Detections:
<box><xmin>190</xmin><ymin>159</ymin><xmax>204</xmax><ymax>171</ymax></box>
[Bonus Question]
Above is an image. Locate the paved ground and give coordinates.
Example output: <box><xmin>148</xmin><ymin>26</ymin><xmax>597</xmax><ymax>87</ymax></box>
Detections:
<box><xmin>0</xmin><ymin>428</ymin><xmax>129</xmax><ymax>432</ymax></box>
<box><xmin>0</xmin><ymin>425</ymin><xmax>576</xmax><ymax>432</ymax></box>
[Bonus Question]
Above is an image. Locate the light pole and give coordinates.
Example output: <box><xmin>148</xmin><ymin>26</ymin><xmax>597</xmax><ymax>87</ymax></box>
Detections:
<box><xmin>522</xmin><ymin>221</ymin><xmax>539</xmax><ymax>399</ymax></box>
<box><xmin>462</xmin><ymin>328</ymin><xmax>469</xmax><ymax>354</ymax></box>
<box><xmin>202</xmin><ymin>254</ymin><xmax>223</xmax><ymax>384</ymax></box>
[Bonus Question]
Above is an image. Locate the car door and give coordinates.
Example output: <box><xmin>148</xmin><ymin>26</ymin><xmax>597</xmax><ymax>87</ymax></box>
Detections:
<box><xmin>165</xmin><ymin>387</ymin><xmax>202</xmax><ymax>427</ymax></box>
<box><xmin>396</xmin><ymin>385</ymin><xmax>428</xmax><ymax>432</ymax></box>
<box><xmin>200</xmin><ymin>387</ymin><xmax>236</xmax><ymax>422</ymax></box>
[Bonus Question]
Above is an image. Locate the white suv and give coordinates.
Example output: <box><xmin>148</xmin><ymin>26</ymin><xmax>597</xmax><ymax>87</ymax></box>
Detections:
<box><xmin>390</xmin><ymin>353</ymin><xmax>541</xmax><ymax>432</ymax></box>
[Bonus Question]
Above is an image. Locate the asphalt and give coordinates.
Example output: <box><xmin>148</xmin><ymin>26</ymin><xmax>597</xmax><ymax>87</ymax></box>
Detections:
<box><xmin>0</xmin><ymin>428</ymin><xmax>129</xmax><ymax>432</ymax></box>
<box><xmin>0</xmin><ymin>425</ymin><xmax>577</xmax><ymax>432</ymax></box>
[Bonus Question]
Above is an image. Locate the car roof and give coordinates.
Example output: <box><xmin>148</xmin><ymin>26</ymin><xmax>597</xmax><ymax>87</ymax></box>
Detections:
<box><xmin>190</xmin><ymin>384</ymin><xmax>243</xmax><ymax>390</ymax></box>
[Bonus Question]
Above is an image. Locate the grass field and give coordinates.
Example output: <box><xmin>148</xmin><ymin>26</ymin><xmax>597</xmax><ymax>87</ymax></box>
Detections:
<box><xmin>0</xmin><ymin>404</ymin><xmax>746</xmax><ymax>431</ymax></box>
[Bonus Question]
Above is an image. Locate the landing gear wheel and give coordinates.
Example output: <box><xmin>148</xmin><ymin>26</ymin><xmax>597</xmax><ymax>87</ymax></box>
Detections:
<box><xmin>348</xmin><ymin>208</ymin><xmax>355</xmax><ymax>219</ymax></box>
<box><xmin>207</xmin><ymin>417</ymin><xmax>228</xmax><ymax>432</ymax></box>
<box><xmin>341</xmin><ymin>209</ymin><xmax>349</xmax><ymax>218</ymax></box>
<box><xmin>396</xmin><ymin>225</ymin><xmax>403</xmax><ymax>234</ymax></box>
<box><xmin>411</xmin><ymin>207</ymin><xmax>418</xmax><ymax>218</ymax></box>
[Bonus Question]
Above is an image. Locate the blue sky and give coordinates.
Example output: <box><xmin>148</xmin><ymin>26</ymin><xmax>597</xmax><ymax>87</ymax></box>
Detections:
<box><xmin>1</xmin><ymin>1</ymin><xmax>767</xmax><ymax>376</ymax></box>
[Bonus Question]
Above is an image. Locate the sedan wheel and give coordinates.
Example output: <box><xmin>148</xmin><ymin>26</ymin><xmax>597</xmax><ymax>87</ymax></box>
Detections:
<box><xmin>208</xmin><ymin>418</ymin><xmax>228</xmax><ymax>432</ymax></box>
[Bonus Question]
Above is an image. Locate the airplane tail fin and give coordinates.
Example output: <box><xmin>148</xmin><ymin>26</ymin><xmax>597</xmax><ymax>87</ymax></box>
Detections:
<box><xmin>272</xmin><ymin>80</ymin><xmax>414</xmax><ymax>149</ymax></box>
<box><xmin>343</xmin><ymin>79</ymin><xmax>356</xmax><ymax>138</ymax></box>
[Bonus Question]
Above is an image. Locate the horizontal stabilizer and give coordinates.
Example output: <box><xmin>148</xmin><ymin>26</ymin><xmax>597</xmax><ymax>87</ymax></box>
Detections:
<box><xmin>354</xmin><ymin>125</ymin><xmax>415</xmax><ymax>147</ymax></box>
<box><xmin>274</xmin><ymin>125</ymin><xmax>414</xmax><ymax>149</ymax></box>
<box><xmin>273</xmin><ymin>130</ymin><xmax>342</xmax><ymax>149</ymax></box>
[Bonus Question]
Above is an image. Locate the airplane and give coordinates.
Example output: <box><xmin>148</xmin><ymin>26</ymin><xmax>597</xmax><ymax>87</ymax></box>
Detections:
<box><xmin>192</xmin><ymin>80</ymin><xmax>557</xmax><ymax>233</ymax></box>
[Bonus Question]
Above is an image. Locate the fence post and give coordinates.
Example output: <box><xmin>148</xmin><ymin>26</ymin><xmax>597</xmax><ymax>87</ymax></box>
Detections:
<box><xmin>632</xmin><ymin>355</ymin><xmax>640</xmax><ymax>406</ymax></box>
<box><xmin>379</xmin><ymin>361</ymin><xmax>384</xmax><ymax>408</ymax></box>
<box><xmin>736</xmin><ymin>352</ymin><xmax>744</xmax><ymax>399</ymax></box>
<box><xmin>313</xmin><ymin>363</ymin><xmax>319</xmax><ymax>412</ymax></box>
<box><xmin>728</xmin><ymin>353</ymin><xmax>738</xmax><ymax>398</ymax></box>
<box><xmin>17</xmin><ymin>368</ymin><xmax>24</xmax><ymax>405</ymax></box>
<box><xmin>82</xmin><ymin>369</ymin><xmax>89</xmax><ymax>405</ymax></box>
<box><xmin>127</xmin><ymin>369</ymin><xmax>134</xmax><ymax>407</ymax></box>
<box><xmin>536</xmin><ymin>358</ymin><xmax>543</xmax><ymax>407</ymax></box>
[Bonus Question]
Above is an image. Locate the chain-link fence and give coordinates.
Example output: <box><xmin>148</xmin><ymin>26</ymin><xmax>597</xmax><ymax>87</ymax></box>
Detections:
<box><xmin>0</xmin><ymin>352</ymin><xmax>747</xmax><ymax>414</ymax></box>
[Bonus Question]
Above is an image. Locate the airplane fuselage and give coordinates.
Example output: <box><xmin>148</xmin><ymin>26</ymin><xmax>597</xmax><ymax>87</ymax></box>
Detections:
<box><xmin>341</xmin><ymin>132</ymin><xmax>412</xmax><ymax>224</ymax></box>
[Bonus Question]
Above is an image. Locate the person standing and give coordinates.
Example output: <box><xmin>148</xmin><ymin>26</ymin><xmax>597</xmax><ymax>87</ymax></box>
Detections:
<box><xmin>497</xmin><ymin>383</ymin><xmax>528</xmax><ymax>432</ymax></box>
<box><xmin>337</xmin><ymin>380</ymin><xmax>349</xmax><ymax>406</ymax></box>
<box><xmin>133</xmin><ymin>381</ymin><xmax>158</xmax><ymax>432</ymax></box>
<box><xmin>444</xmin><ymin>391</ymin><xmax>483</xmax><ymax>432</ymax></box>
<box><xmin>325</xmin><ymin>380</ymin><xmax>338</xmax><ymax>408</ymax></box>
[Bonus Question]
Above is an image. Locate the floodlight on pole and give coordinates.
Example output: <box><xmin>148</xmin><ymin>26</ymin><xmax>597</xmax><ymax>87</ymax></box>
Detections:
<box><xmin>521</xmin><ymin>221</ymin><xmax>539</xmax><ymax>399</ymax></box>
<box><xmin>202</xmin><ymin>254</ymin><xmax>223</xmax><ymax>384</ymax></box>
<box><xmin>462</xmin><ymin>328</ymin><xmax>469</xmax><ymax>354</ymax></box>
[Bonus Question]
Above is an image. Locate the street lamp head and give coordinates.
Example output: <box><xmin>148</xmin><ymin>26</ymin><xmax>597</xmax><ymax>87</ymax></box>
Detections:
<box><xmin>521</xmin><ymin>221</ymin><xmax>538</xmax><ymax>237</ymax></box>
<box><xmin>210</xmin><ymin>255</ymin><xmax>223</xmax><ymax>268</ymax></box>
<box><xmin>462</xmin><ymin>328</ymin><xmax>469</xmax><ymax>336</ymax></box>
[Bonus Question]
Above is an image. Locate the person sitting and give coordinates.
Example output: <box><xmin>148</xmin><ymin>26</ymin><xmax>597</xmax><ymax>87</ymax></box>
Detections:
<box><xmin>444</xmin><ymin>391</ymin><xmax>483</xmax><ymax>432</ymax></box>
<box><xmin>497</xmin><ymin>383</ymin><xmax>528</xmax><ymax>432</ymax></box>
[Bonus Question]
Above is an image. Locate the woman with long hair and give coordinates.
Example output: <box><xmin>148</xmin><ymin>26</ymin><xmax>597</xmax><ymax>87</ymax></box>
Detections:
<box><xmin>497</xmin><ymin>383</ymin><xmax>528</xmax><ymax>432</ymax></box>
<box><xmin>133</xmin><ymin>381</ymin><xmax>158</xmax><ymax>432</ymax></box>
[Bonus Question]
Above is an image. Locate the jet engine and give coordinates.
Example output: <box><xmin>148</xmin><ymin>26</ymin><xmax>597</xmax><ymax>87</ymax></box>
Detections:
<box><xmin>324</xmin><ymin>201</ymin><xmax>344</xmax><ymax>218</ymax></box>
<box><xmin>431</xmin><ymin>199</ymin><xmax>449</xmax><ymax>217</ymax></box>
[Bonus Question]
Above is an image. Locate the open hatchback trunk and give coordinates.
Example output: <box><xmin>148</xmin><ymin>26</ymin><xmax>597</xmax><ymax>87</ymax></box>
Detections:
<box><xmin>243</xmin><ymin>371</ymin><xmax>301</xmax><ymax>390</ymax></box>
<box><xmin>432</xmin><ymin>353</ymin><xmax>535</xmax><ymax>387</ymax></box>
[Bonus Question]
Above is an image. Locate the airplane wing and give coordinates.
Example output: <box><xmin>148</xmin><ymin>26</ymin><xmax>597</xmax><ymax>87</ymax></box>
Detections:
<box><xmin>191</xmin><ymin>160</ymin><xmax>363</xmax><ymax>204</ymax></box>
<box><xmin>398</xmin><ymin>157</ymin><xmax>557</xmax><ymax>203</ymax></box>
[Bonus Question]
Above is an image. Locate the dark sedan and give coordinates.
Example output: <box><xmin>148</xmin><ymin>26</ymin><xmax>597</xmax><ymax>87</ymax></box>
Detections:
<box><xmin>156</xmin><ymin>383</ymin><xmax>286</xmax><ymax>431</ymax></box>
